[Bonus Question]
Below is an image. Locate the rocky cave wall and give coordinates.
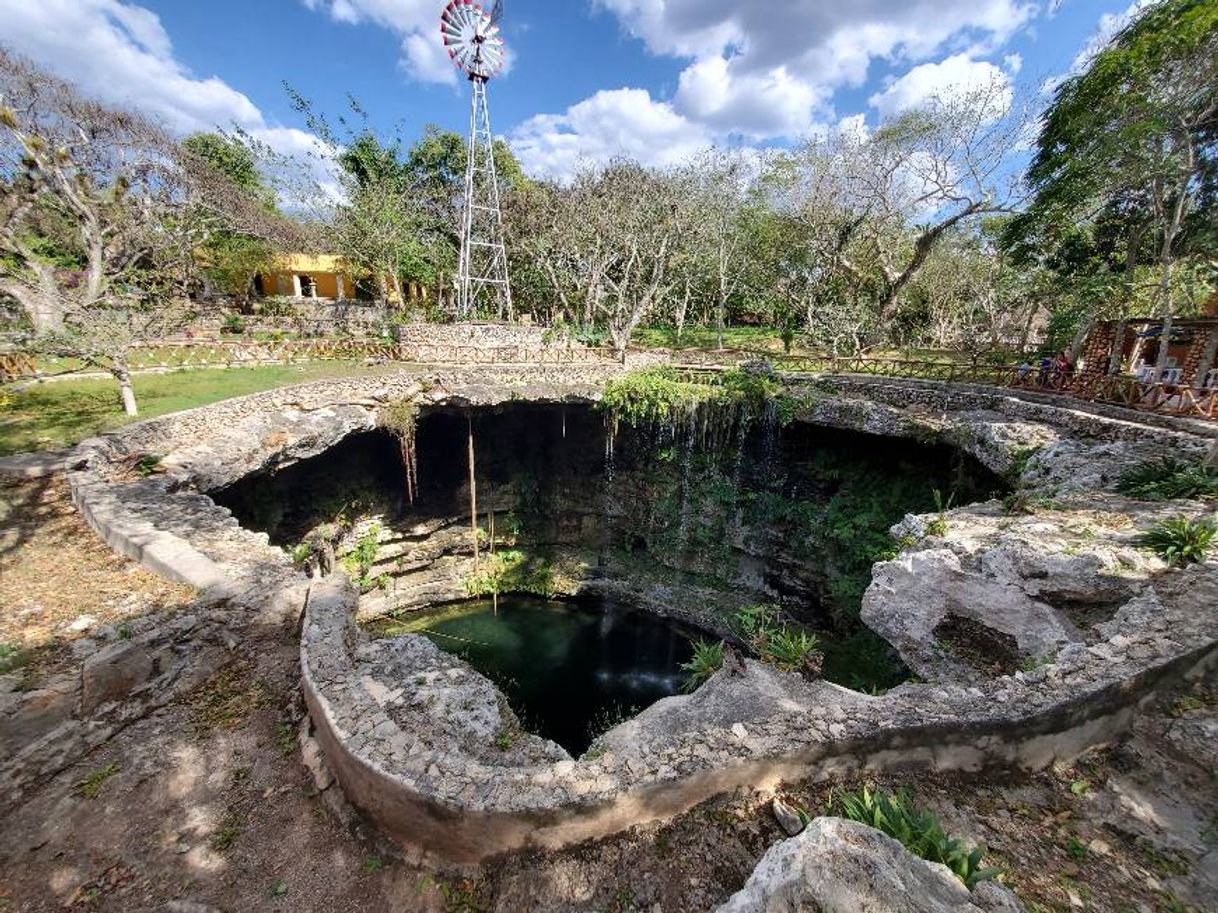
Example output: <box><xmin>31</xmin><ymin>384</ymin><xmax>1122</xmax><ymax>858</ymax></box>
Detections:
<box><xmin>214</xmin><ymin>401</ymin><xmax>1007</xmax><ymax>663</ymax></box>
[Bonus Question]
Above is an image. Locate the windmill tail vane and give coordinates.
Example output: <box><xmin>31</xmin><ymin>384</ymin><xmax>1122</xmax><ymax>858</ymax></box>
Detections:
<box><xmin>489</xmin><ymin>0</ymin><xmax>503</xmax><ymax>27</ymax></box>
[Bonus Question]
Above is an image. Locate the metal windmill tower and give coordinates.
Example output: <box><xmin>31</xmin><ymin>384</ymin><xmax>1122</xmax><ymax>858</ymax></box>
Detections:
<box><xmin>441</xmin><ymin>0</ymin><xmax>513</xmax><ymax>320</ymax></box>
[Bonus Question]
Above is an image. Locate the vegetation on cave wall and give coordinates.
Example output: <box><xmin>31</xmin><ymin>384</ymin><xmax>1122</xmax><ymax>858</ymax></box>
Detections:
<box><xmin>599</xmin><ymin>366</ymin><xmax>781</xmax><ymax>428</ymax></box>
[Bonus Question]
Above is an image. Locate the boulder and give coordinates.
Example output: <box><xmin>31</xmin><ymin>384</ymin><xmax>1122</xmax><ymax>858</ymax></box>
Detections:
<box><xmin>715</xmin><ymin>817</ymin><xmax>1023</xmax><ymax>913</ymax></box>
<box><xmin>862</xmin><ymin>548</ymin><xmax>1080</xmax><ymax>682</ymax></box>
<box><xmin>81</xmin><ymin>642</ymin><xmax>153</xmax><ymax>715</ymax></box>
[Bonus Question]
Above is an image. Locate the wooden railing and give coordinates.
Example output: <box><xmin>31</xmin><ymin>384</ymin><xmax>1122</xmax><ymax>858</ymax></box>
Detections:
<box><xmin>677</xmin><ymin>352</ymin><xmax>1218</xmax><ymax>422</ymax></box>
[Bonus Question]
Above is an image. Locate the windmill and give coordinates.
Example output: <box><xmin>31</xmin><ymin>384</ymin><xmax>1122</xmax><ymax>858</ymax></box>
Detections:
<box><xmin>441</xmin><ymin>0</ymin><xmax>513</xmax><ymax>320</ymax></box>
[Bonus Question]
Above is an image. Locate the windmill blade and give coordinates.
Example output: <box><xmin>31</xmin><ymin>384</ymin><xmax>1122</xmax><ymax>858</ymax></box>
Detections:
<box><xmin>489</xmin><ymin>0</ymin><xmax>504</xmax><ymax>27</ymax></box>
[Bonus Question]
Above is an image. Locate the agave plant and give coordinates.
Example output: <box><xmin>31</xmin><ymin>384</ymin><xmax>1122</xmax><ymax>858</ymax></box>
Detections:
<box><xmin>1117</xmin><ymin>457</ymin><xmax>1218</xmax><ymax>501</ymax></box>
<box><xmin>1138</xmin><ymin>515</ymin><xmax>1218</xmax><ymax>566</ymax></box>
<box><xmin>760</xmin><ymin>628</ymin><xmax>822</xmax><ymax>672</ymax></box>
<box><xmin>831</xmin><ymin>785</ymin><xmax>1001</xmax><ymax>890</ymax></box>
<box><xmin>681</xmin><ymin>640</ymin><xmax>724</xmax><ymax>692</ymax></box>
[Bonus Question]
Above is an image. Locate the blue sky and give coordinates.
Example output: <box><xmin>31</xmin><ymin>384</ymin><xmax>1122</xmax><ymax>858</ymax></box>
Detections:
<box><xmin>0</xmin><ymin>0</ymin><xmax>1141</xmax><ymax>180</ymax></box>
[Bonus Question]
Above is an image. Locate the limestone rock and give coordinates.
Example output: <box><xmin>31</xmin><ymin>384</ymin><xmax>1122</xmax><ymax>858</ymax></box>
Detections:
<box><xmin>862</xmin><ymin>547</ymin><xmax>1081</xmax><ymax>682</ymax></box>
<box><xmin>771</xmin><ymin>798</ymin><xmax>807</xmax><ymax>837</ymax></box>
<box><xmin>81</xmin><ymin>642</ymin><xmax>153</xmax><ymax>715</ymax></box>
<box><xmin>156</xmin><ymin>902</ymin><xmax>224</xmax><ymax>913</ymax></box>
<box><xmin>1167</xmin><ymin>711</ymin><xmax>1218</xmax><ymax>771</ymax></box>
<box><xmin>715</xmin><ymin>817</ymin><xmax>1024</xmax><ymax>913</ymax></box>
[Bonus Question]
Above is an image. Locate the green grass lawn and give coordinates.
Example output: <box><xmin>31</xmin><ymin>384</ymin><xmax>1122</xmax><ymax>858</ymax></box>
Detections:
<box><xmin>0</xmin><ymin>361</ymin><xmax>400</xmax><ymax>456</ymax></box>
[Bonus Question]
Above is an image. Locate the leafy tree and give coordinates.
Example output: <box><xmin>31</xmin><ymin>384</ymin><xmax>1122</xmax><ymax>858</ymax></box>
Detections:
<box><xmin>284</xmin><ymin>92</ymin><xmax>454</xmax><ymax>307</ymax></box>
<box><xmin>182</xmin><ymin>132</ymin><xmax>278</xmax><ymax>304</ymax></box>
<box><xmin>1010</xmin><ymin>0</ymin><xmax>1218</xmax><ymax>374</ymax></box>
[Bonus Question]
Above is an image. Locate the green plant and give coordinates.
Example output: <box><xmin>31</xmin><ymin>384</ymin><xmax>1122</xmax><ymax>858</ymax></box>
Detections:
<box><xmin>221</xmin><ymin>313</ymin><xmax>247</xmax><ymax>335</ymax></box>
<box><xmin>276</xmin><ymin>721</ymin><xmax>297</xmax><ymax>756</ymax></box>
<box><xmin>116</xmin><ymin>622</ymin><xmax>132</xmax><ymax>640</ymax></box>
<box><xmin>269</xmin><ymin>880</ymin><xmax>288</xmax><ymax>898</ymax></box>
<box><xmin>734</xmin><ymin>603</ymin><xmax>779</xmax><ymax>639</ymax></box>
<box><xmin>732</xmin><ymin>605</ymin><xmax>822</xmax><ymax>673</ymax></box>
<box><xmin>1007</xmin><ymin>446</ymin><xmax>1042</xmax><ymax>482</ymax></box>
<box><xmin>681</xmin><ymin>640</ymin><xmax>724</xmax><ymax>692</ymax></box>
<box><xmin>362</xmin><ymin>856</ymin><xmax>383</xmax><ymax>872</ymax></box>
<box><xmin>463</xmin><ymin>549</ymin><xmax>557</xmax><ymax>599</ymax></box>
<box><xmin>289</xmin><ymin>542</ymin><xmax>313</xmax><ymax>566</ymax></box>
<box><xmin>1117</xmin><ymin>457</ymin><xmax>1218</xmax><ymax>501</ymax></box>
<box><xmin>760</xmin><ymin>628</ymin><xmax>821</xmax><ymax>672</ymax></box>
<box><xmin>0</xmin><ymin>642</ymin><xmax>26</xmax><ymax>675</ymax></box>
<box><xmin>926</xmin><ymin>488</ymin><xmax>956</xmax><ymax>537</ymax></box>
<box><xmin>1065</xmin><ymin>836</ymin><xmax>1088</xmax><ymax>860</ymax></box>
<box><xmin>134</xmin><ymin>454</ymin><xmax>162</xmax><ymax>477</ymax></box>
<box><xmin>1138</xmin><ymin>515</ymin><xmax>1217</xmax><ymax>566</ymax></box>
<box><xmin>74</xmin><ymin>762</ymin><xmax>120</xmax><ymax>799</ymax></box>
<box><xmin>211</xmin><ymin>814</ymin><xmax>242</xmax><ymax>851</ymax></box>
<box><xmin>831</xmin><ymin>785</ymin><xmax>1000</xmax><ymax>889</ymax></box>
<box><xmin>342</xmin><ymin>522</ymin><xmax>383</xmax><ymax>586</ymax></box>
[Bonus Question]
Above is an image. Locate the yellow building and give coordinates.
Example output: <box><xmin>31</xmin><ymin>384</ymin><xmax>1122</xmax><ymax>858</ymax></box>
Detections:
<box><xmin>257</xmin><ymin>254</ymin><xmax>428</xmax><ymax>304</ymax></box>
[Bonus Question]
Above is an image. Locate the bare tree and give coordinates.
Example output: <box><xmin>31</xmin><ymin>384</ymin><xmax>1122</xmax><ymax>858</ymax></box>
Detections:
<box><xmin>0</xmin><ymin>48</ymin><xmax>287</xmax><ymax>414</ymax></box>
<box><xmin>688</xmin><ymin>149</ymin><xmax>761</xmax><ymax>350</ymax></box>
<box><xmin>777</xmin><ymin>80</ymin><xmax>1028</xmax><ymax>340</ymax></box>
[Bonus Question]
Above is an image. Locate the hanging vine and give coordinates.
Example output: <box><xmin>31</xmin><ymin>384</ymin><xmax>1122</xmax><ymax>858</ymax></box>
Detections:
<box><xmin>382</xmin><ymin>399</ymin><xmax>420</xmax><ymax>506</ymax></box>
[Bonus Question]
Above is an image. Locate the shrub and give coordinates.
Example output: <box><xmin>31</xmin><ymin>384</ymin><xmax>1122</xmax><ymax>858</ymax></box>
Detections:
<box><xmin>681</xmin><ymin>640</ymin><xmax>724</xmax><ymax>692</ymax></box>
<box><xmin>1138</xmin><ymin>516</ymin><xmax>1217</xmax><ymax>566</ymax></box>
<box><xmin>342</xmin><ymin>523</ymin><xmax>382</xmax><ymax>586</ymax></box>
<box><xmin>1117</xmin><ymin>457</ymin><xmax>1218</xmax><ymax>501</ymax></box>
<box><xmin>0</xmin><ymin>641</ymin><xmax>26</xmax><ymax>674</ymax></box>
<box><xmin>831</xmin><ymin>785</ymin><xmax>1000</xmax><ymax>890</ymax></box>
<box><xmin>221</xmin><ymin>313</ymin><xmax>246</xmax><ymax>334</ymax></box>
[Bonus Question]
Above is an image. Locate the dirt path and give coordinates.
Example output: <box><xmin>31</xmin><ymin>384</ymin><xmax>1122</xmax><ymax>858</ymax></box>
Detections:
<box><xmin>1</xmin><ymin>476</ymin><xmax>1215</xmax><ymax>913</ymax></box>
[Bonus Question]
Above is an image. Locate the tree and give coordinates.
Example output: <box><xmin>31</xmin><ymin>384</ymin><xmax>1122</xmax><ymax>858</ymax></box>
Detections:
<box><xmin>182</xmin><ymin>132</ymin><xmax>277</xmax><ymax>304</ymax></box>
<box><xmin>0</xmin><ymin>51</ymin><xmax>286</xmax><ymax>414</ymax></box>
<box><xmin>1</xmin><ymin>51</ymin><xmax>195</xmax><ymax>413</ymax></box>
<box><xmin>1012</xmin><ymin>0</ymin><xmax>1218</xmax><ymax>376</ymax></box>
<box><xmin>283</xmin><ymin>92</ymin><xmax>451</xmax><ymax>308</ymax></box>
<box><xmin>687</xmin><ymin>149</ymin><xmax>762</xmax><ymax>350</ymax></box>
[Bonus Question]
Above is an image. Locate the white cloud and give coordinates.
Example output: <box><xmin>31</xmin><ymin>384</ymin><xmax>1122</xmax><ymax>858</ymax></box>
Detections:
<box><xmin>869</xmin><ymin>53</ymin><xmax>1013</xmax><ymax>118</ymax></box>
<box><xmin>676</xmin><ymin>56</ymin><xmax>820</xmax><ymax>138</ymax></box>
<box><xmin>0</xmin><ymin>0</ymin><xmax>337</xmax><ymax>199</ymax></box>
<box><xmin>302</xmin><ymin>0</ymin><xmax>460</xmax><ymax>84</ymax></box>
<box><xmin>510</xmin><ymin>88</ymin><xmax>710</xmax><ymax>181</ymax></box>
<box><xmin>596</xmin><ymin>0</ymin><xmax>1038</xmax><ymax>136</ymax></box>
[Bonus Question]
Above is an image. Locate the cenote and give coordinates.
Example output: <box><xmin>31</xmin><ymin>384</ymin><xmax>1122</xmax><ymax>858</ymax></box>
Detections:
<box><xmin>369</xmin><ymin>595</ymin><xmax>695</xmax><ymax>754</ymax></box>
<box><xmin>214</xmin><ymin>375</ymin><xmax>1008</xmax><ymax>751</ymax></box>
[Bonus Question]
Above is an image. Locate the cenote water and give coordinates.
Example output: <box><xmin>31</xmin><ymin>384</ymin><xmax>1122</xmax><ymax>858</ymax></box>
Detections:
<box><xmin>374</xmin><ymin>596</ymin><xmax>696</xmax><ymax>755</ymax></box>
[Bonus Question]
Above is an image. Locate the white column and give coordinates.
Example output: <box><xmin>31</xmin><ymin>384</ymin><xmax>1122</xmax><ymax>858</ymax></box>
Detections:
<box><xmin>336</xmin><ymin>273</ymin><xmax>346</xmax><ymax>301</ymax></box>
<box><xmin>292</xmin><ymin>274</ymin><xmax>302</xmax><ymax>298</ymax></box>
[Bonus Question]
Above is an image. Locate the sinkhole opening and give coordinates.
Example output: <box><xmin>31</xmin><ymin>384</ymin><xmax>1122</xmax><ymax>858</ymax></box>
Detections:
<box><xmin>213</xmin><ymin>396</ymin><xmax>1009</xmax><ymax>748</ymax></box>
<box><xmin>369</xmin><ymin>594</ymin><xmax>695</xmax><ymax>755</ymax></box>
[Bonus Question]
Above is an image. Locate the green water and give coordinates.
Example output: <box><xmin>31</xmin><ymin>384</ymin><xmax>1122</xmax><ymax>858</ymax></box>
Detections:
<box><xmin>376</xmin><ymin>596</ymin><xmax>696</xmax><ymax>755</ymax></box>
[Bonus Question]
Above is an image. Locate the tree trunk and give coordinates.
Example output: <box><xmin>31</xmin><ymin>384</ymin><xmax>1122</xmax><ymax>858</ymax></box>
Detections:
<box><xmin>1153</xmin><ymin>313</ymin><xmax>1174</xmax><ymax>382</ymax></box>
<box><xmin>467</xmin><ymin>419</ymin><xmax>479</xmax><ymax>574</ymax></box>
<box><xmin>1069</xmin><ymin>318</ymin><xmax>1094</xmax><ymax>364</ymax></box>
<box><xmin>113</xmin><ymin>364</ymin><xmax>138</xmax><ymax>417</ymax></box>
